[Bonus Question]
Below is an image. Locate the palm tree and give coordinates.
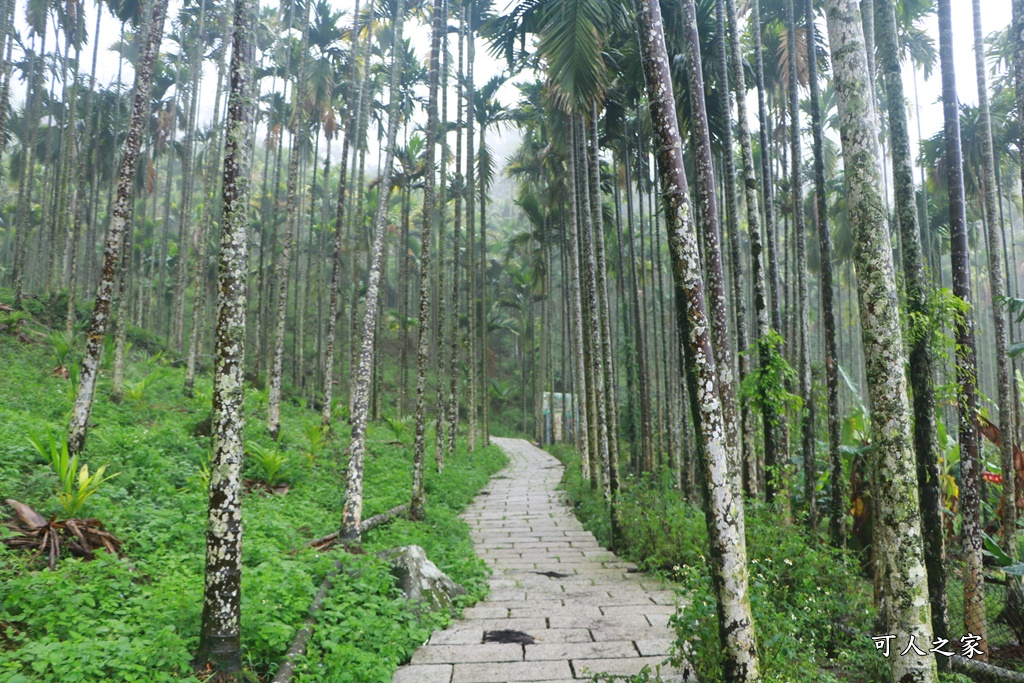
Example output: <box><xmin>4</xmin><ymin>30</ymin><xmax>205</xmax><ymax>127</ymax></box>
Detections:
<box><xmin>267</xmin><ymin>0</ymin><xmax>312</xmax><ymax>440</ymax></box>
<box><xmin>634</xmin><ymin>0</ymin><xmax>758</xmax><ymax>676</ymax></box>
<box><xmin>67</xmin><ymin>0</ymin><xmax>170</xmax><ymax>456</ymax></box>
<box><xmin>822</xmin><ymin>1</ymin><xmax>937</xmax><ymax>680</ymax></box>
<box><xmin>875</xmin><ymin>0</ymin><xmax>949</xmax><ymax>653</ymax></box>
<box><xmin>322</xmin><ymin>0</ymin><xmax>365</xmax><ymax>429</ymax></box>
<box><xmin>971</xmin><ymin>0</ymin><xmax>1016</xmax><ymax>559</ymax></box>
<box><xmin>194</xmin><ymin>0</ymin><xmax>255</xmax><ymax>674</ymax></box>
<box><xmin>410</xmin><ymin>0</ymin><xmax>444</xmax><ymax>521</ymax></box>
<box><xmin>726</xmin><ymin>0</ymin><xmax>775</xmax><ymax>499</ymax></box>
<box><xmin>784</xmin><ymin>0</ymin><xmax>814</xmax><ymax>528</ymax></box>
<box><xmin>339</xmin><ymin>0</ymin><xmax>406</xmax><ymax>546</ymax></box>
<box><xmin>805</xmin><ymin>0</ymin><xmax>841</xmax><ymax>546</ymax></box>
<box><xmin>937</xmin><ymin>0</ymin><xmax>987</xmax><ymax>654</ymax></box>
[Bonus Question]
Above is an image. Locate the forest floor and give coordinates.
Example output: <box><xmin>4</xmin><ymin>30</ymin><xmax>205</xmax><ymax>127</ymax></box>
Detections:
<box><xmin>393</xmin><ymin>437</ymin><xmax>689</xmax><ymax>683</ymax></box>
<box><xmin>0</xmin><ymin>294</ymin><xmax>507</xmax><ymax>682</ymax></box>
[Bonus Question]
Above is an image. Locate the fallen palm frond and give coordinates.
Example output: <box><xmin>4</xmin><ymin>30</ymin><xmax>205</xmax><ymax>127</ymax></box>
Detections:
<box><xmin>2</xmin><ymin>499</ymin><xmax>123</xmax><ymax>570</ymax></box>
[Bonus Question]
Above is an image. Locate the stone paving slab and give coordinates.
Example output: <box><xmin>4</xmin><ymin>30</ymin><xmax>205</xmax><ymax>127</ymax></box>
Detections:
<box><xmin>392</xmin><ymin>437</ymin><xmax>692</xmax><ymax>683</ymax></box>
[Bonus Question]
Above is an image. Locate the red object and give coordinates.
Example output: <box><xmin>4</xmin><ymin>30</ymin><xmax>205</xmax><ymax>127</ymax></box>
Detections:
<box><xmin>982</xmin><ymin>472</ymin><xmax>1004</xmax><ymax>485</ymax></box>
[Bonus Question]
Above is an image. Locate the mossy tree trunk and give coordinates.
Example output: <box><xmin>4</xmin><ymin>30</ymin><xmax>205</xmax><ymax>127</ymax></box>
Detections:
<box><xmin>875</xmin><ymin>0</ymin><xmax>949</xmax><ymax>655</ymax></box>
<box><xmin>823</xmin><ymin>0</ymin><xmax>938</xmax><ymax>679</ymax></box>
<box><xmin>634</xmin><ymin>0</ymin><xmax>759</xmax><ymax>676</ymax></box>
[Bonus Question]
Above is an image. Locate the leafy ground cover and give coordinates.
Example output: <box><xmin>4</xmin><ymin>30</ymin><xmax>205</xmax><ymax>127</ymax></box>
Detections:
<box><xmin>548</xmin><ymin>443</ymin><xmax>976</xmax><ymax>683</ymax></box>
<box><xmin>0</xmin><ymin>305</ymin><xmax>506</xmax><ymax>682</ymax></box>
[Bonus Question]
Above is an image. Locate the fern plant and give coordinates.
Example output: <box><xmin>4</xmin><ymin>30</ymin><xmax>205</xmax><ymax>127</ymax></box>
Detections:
<box><xmin>247</xmin><ymin>441</ymin><xmax>290</xmax><ymax>487</ymax></box>
<box><xmin>28</xmin><ymin>432</ymin><xmax>119</xmax><ymax>517</ymax></box>
<box><xmin>122</xmin><ymin>367</ymin><xmax>169</xmax><ymax>402</ymax></box>
<box><xmin>303</xmin><ymin>423</ymin><xmax>328</xmax><ymax>462</ymax></box>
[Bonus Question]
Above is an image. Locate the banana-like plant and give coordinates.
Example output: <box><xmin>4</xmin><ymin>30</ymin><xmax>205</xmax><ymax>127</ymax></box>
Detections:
<box><xmin>28</xmin><ymin>432</ymin><xmax>119</xmax><ymax>517</ymax></box>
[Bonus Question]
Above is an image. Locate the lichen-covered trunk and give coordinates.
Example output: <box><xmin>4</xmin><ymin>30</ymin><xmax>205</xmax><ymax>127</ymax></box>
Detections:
<box><xmin>465</xmin><ymin>12</ymin><xmax>479</xmax><ymax>453</ymax></box>
<box><xmin>936</xmin><ymin>0</ymin><xmax>987</xmax><ymax>654</ymax></box>
<box><xmin>194</xmin><ymin>0</ymin><xmax>255</xmax><ymax>672</ymax></box>
<box><xmin>786</xmin><ymin>0</ymin><xmax>815</xmax><ymax>528</ymax></box>
<box><xmin>725</xmin><ymin>0</ymin><xmax>775</xmax><ymax>497</ymax></box>
<box><xmin>340</xmin><ymin>0</ymin><xmax>405</xmax><ymax>545</ymax></box>
<box><xmin>681</xmin><ymin>0</ymin><xmax>740</xmax><ymax>495</ymax></box>
<box><xmin>715</xmin><ymin>0</ymin><xmax>755</xmax><ymax>497</ymax></box>
<box><xmin>575</xmin><ymin>115</ymin><xmax>610</xmax><ymax>499</ymax></box>
<box><xmin>566</xmin><ymin>142</ymin><xmax>592</xmax><ymax>483</ymax></box>
<box><xmin>66</xmin><ymin>0</ymin><xmax>168</xmax><ymax>456</ymax></box>
<box><xmin>634</xmin><ymin>0</ymin><xmax>759</xmax><ymax>677</ymax></box>
<box><xmin>971</xmin><ymin>0</ymin><xmax>1016</xmax><ymax>558</ymax></box>
<box><xmin>807</xmin><ymin>0</ymin><xmax>843</xmax><ymax>548</ymax></box>
<box><xmin>588</xmin><ymin>104</ymin><xmax>620</xmax><ymax>537</ymax></box>
<box><xmin>752</xmin><ymin>0</ymin><xmax>781</xmax><ymax>339</ymax></box>
<box><xmin>622</xmin><ymin>152</ymin><xmax>654</xmax><ymax>474</ymax></box>
<box><xmin>447</xmin><ymin>18</ymin><xmax>465</xmax><ymax>462</ymax></box>
<box><xmin>267</xmin><ymin>6</ymin><xmax>311</xmax><ymax>440</ymax></box>
<box><xmin>433</xmin><ymin>28</ymin><xmax>450</xmax><ymax>467</ymax></box>
<box><xmin>875</xmin><ymin>0</ymin><xmax>949</xmax><ymax>650</ymax></box>
<box><xmin>171</xmin><ymin>0</ymin><xmax>209</xmax><ymax>353</ymax></box>
<box><xmin>823</xmin><ymin>1</ymin><xmax>938</xmax><ymax>680</ymax></box>
<box><xmin>411</xmin><ymin>0</ymin><xmax>443</xmax><ymax>521</ymax></box>
<box><xmin>185</xmin><ymin>8</ymin><xmax>231</xmax><ymax>396</ymax></box>
<box><xmin>111</xmin><ymin>218</ymin><xmax>135</xmax><ymax>401</ymax></box>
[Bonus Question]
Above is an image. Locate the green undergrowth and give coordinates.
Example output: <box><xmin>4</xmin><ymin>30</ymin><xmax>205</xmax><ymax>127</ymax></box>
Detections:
<box><xmin>549</xmin><ymin>443</ymin><xmax>892</xmax><ymax>683</ymax></box>
<box><xmin>0</xmin><ymin>310</ymin><xmax>506</xmax><ymax>683</ymax></box>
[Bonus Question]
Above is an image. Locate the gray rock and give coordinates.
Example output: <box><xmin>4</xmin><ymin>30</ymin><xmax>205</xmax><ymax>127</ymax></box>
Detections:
<box><xmin>379</xmin><ymin>545</ymin><xmax>467</xmax><ymax>614</ymax></box>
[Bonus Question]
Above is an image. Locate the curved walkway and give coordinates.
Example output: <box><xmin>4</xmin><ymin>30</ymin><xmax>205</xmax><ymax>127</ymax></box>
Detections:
<box><xmin>392</xmin><ymin>437</ymin><xmax>690</xmax><ymax>683</ymax></box>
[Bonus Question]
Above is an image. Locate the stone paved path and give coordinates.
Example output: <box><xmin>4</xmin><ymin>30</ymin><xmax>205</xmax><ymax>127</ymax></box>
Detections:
<box><xmin>392</xmin><ymin>437</ymin><xmax>690</xmax><ymax>683</ymax></box>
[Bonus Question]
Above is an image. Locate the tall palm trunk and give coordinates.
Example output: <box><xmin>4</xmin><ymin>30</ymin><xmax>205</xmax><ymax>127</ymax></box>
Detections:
<box><xmin>12</xmin><ymin>25</ymin><xmax>46</xmax><ymax>310</ymax></box>
<box><xmin>588</xmin><ymin>104</ymin><xmax>620</xmax><ymax>532</ymax></box>
<box><xmin>726</xmin><ymin>0</ymin><xmax>775</xmax><ymax>498</ymax></box>
<box><xmin>65</xmin><ymin>2</ymin><xmax>105</xmax><ymax>334</ymax></box>
<box><xmin>186</xmin><ymin>6</ymin><xmax>232</xmax><ymax>395</ymax></box>
<box><xmin>433</xmin><ymin>0</ymin><xmax>451</xmax><ymax>468</ymax></box>
<box><xmin>823</xmin><ymin>1</ymin><xmax>937</xmax><ymax>680</ymax></box>
<box><xmin>785</xmin><ymin>0</ymin><xmax>814</xmax><ymax>528</ymax></box>
<box><xmin>971</xmin><ymin>0</ymin><xmax>1016</xmax><ymax>558</ymax></box>
<box><xmin>752</xmin><ymin>0</ymin><xmax>781</xmax><ymax>337</ymax></box>
<box><xmin>267</xmin><ymin>5</ymin><xmax>311</xmax><ymax>439</ymax></box>
<box><xmin>875</xmin><ymin>0</ymin><xmax>948</xmax><ymax>651</ymax></box>
<box><xmin>681</xmin><ymin>0</ymin><xmax>739</xmax><ymax>478</ymax></box>
<box><xmin>194</xmin><ymin>0</ymin><xmax>255</xmax><ymax>672</ymax></box>
<box><xmin>0</xmin><ymin>0</ymin><xmax>15</xmax><ymax>179</ymax></box>
<box><xmin>323</xmin><ymin>0</ymin><xmax>370</xmax><ymax>428</ymax></box>
<box><xmin>715</xmin><ymin>0</ymin><xmax>755</xmax><ymax>497</ymax></box>
<box><xmin>634</xmin><ymin>0</ymin><xmax>758</xmax><ymax>676</ymax></box>
<box><xmin>937</xmin><ymin>0</ymin><xmax>986</xmax><ymax>652</ymax></box>
<box><xmin>806</xmin><ymin>0</ymin><xmax>843</xmax><ymax>547</ymax></box>
<box><xmin>622</xmin><ymin>147</ymin><xmax>653</xmax><ymax>473</ymax></box>
<box><xmin>465</xmin><ymin>5</ymin><xmax>479</xmax><ymax>451</ymax></box>
<box><xmin>411</xmin><ymin>0</ymin><xmax>444</xmax><ymax>521</ymax></box>
<box><xmin>576</xmin><ymin>114</ymin><xmax>610</xmax><ymax>497</ymax></box>
<box><xmin>447</xmin><ymin>14</ymin><xmax>465</xmax><ymax>460</ymax></box>
<box><xmin>565</xmin><ymin>117</ymin><xmax>592</xmax><ymax>484</ymax></box>
<box><xmin>339</xmin><ymin>0</ymin><xmax>406</xmax><ymax>545</ymax></box>
<box><xmin>66</xmin><ymin>0</ymin><xmax>169</xmax><ymax>456</ymax></box>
